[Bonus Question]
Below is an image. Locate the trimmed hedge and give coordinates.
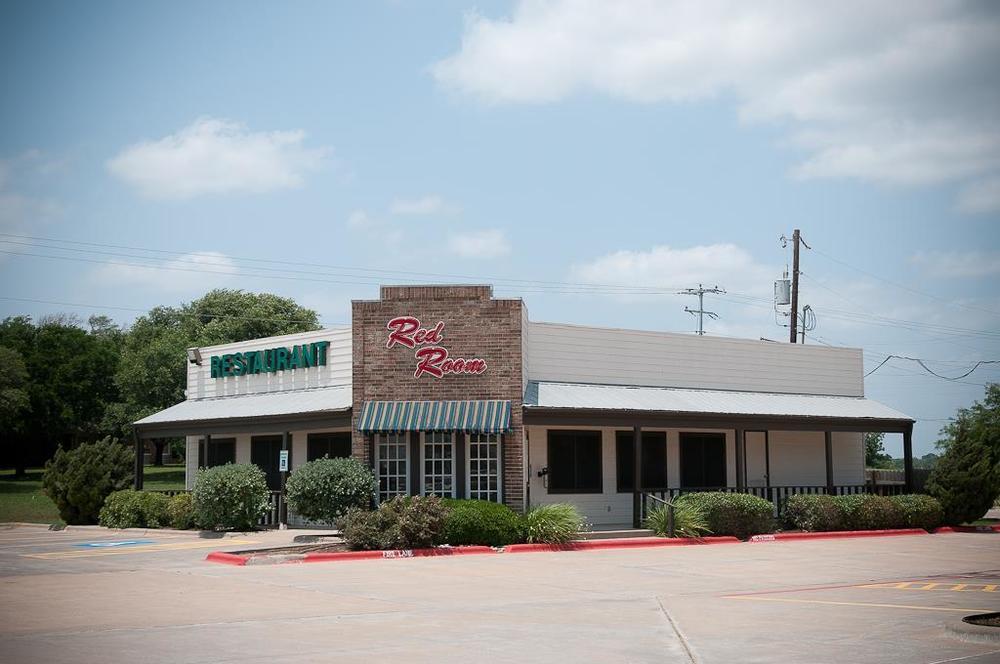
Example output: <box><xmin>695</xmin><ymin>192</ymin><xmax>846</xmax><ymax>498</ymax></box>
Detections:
<box><xmin>675</xmin><ymin>492</ymin><xmax>775</xmax><ymax>539</ymax></box>
<box><xmin>99</xmin><ymin>490</ymin><xmax>170</xmax><ymax>529</ymax></box>
<box><xmin>442</xmin><ymin>499</ymin><xmax>523</xmax><ymax>546</ymax></box>
<box><xmin>285</xmin><ymin>457</ymin><xmax>376</xmax><ymax>523</ymax></box>
<box><xmin>339</xmin><ymin>496</ymin><xmax>449</xmax><ymax>551</ymax></box>
<box><xmin>193</xmin><ymin>464</ymin><xmax>270</xmax><ymax>531</ymax></box>
<box><xmin>167</xmin><ymin>493</ymin><xmax>196</xmax><ymax>530</ymax></box>
<box><xmin>783</xmin><ymin>493</ymin><xmax>944</xmax><ymax>532</ymax></box>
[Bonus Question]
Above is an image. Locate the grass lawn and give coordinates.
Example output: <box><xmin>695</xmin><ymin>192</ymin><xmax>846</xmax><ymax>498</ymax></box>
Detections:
<box><xmin>0</xmin><ymin>464</ymin><xmax>187</xmax><ymax>524</ymax></box>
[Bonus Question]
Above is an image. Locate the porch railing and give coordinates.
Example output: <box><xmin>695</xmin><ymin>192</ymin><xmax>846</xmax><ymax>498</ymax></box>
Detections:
<box><xmin>148</xmin><ymin>489</ymin><xmax>284</xmax><ymax>529</ymax></box>
<box><xmin>639</xmin><ymin>484</ymin><xmax>910</xmax><ymax>522</ymax></box>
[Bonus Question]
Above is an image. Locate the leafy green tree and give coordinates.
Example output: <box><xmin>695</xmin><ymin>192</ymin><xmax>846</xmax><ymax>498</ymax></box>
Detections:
<box><xmin>864</xmin><ymin>432</ymin><xmax>894</xmax><ymax>469</ymax></box>
<box><xmin>925</xmin><ymin>384</ymin><xmax>1000</xmax><ymax>525</ymax></box>
<box><xmin>111</xmin><ymin>290</ymin><xmax>320</xmax><ymax>464</ymax></box>
<box><xmin>0</xmin><ymin>346</ymin><xmax>30</xmax><ymax>474</ymax></box>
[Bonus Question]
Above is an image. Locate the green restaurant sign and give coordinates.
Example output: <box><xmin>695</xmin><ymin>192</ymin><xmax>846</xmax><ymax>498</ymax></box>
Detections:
<box><xmin>210</xmin><ymin>341</ymin><xmax>330</xmax><ymax>378</ymax></box>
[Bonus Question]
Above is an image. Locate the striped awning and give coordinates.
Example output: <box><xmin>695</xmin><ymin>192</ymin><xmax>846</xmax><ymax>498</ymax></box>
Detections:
<box><xmin>357</xmin><ymin>400</ymin><xmax>512</xmax><ymax>434</ymax></box>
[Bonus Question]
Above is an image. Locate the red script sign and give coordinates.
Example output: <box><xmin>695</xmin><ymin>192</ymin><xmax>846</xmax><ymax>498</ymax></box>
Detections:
<box><xmin>385</xmin><ymin>316</ymin><xmax>488</xmax><ymax>379</ymax></box>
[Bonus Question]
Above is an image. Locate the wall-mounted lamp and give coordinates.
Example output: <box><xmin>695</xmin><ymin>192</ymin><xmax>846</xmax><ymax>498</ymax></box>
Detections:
<box><xmin>187</xmin><ymin>347</ymin><xmax>203</xmax><ymax>366</ymax></box>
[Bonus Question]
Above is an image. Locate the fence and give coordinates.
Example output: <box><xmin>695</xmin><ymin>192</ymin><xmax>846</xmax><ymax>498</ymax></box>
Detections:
<box><xmin>640</xmin><ymin>484</ymin><xmax>910</xmax><ymax>522</ymax></box>
<box><xmin>149</xmin><ymin>489</ymin><xmax>284</xmax><ymax>528</ymax></box>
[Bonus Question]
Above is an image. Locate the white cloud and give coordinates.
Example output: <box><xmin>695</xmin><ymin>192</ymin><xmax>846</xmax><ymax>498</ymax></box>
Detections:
<box><xmin>94</xmin><ymin>251</ymin><xmax>238</xmax><ymax>292</ymax></box>
<box><xmin>433</xmin><ymin>1</ymin><xmax>1000</xmax><ymax>211</ymax></box>
<box><xmin>447</xmin><ymin>229</ymin><xmax>511</xmax><ymax>258</ymax></box>
<box><xmin>957</xmin><ymin>176</ymin><xmax>1000</xmax><ymax>215</ymax></box>
<box><xmin>910</xmin><ymin>250</ymin><xmax>1000</xmax><ymax>279</ymax></box>
<box><xmin>571</xmin><ymin>243</ymin><xmax>773</xmax><ymax>295</ymax></box>
<box><xmin>389</xmin><ymin>194</ymin><xmax>460</xmax><ymax>216</ymax></box>
<box><xmin>347</xmin><ymin>209</ymin><xmax>375</xmax><ymax>228</ymax></box>
<box><xmin>107</xmin><ymin>117</ymin><xmax>328</xmax><ymax>199</ymax></box>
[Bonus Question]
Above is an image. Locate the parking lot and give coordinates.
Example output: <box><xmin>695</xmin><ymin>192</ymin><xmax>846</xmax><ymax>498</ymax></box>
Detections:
<box><xmin>0</xmin><ymin>526</ymin><xmax>998</xmax><ymax>663</ymax></box>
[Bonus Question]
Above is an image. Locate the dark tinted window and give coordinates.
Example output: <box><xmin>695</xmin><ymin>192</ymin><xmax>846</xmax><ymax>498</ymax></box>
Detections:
<box><xmin>198</xmin><ymin>438</ymin><xmax>236</xmax><ymax>468</ymax></box>
<box><xmin>307</xmin><ymin>432</ymin><xmax>352</xmax><ymax>462</ymax></box>
<box><xmin>679</xmin><ymin>432</ymin><xmax>727</xmax><ymax>488</ymax></box>
<box><xmin>616</xmin><ymin>431</ymin><xmax>668</xmax><ymax>491</ymax></box>
<box><xmin>547</xmin><ymin>430</ymin><xmax>602</xmax><ymax>493</ymax></box>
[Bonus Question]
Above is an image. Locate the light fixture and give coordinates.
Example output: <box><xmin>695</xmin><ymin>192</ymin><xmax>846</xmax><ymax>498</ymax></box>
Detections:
<box><xmin>187</xmin><ymin>347</ymin><xmax>203</xmax><ymax>365</ymax></box>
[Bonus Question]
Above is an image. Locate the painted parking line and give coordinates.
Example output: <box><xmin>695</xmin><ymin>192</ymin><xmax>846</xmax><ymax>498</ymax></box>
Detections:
<box><xmin>21</xmin><ymin>539</ymin><xmax>257</xmax><ymax>559</ymax></box>
<box><xmin>74</xmin><ymin>539</ymin><xmax>155</xmax><ymax>548</ymax></box>
<box><xmin>725</xmin><ymin>596</ymin><xmax>996</xmax><ymax>613</ymax></box>
<box><xmin>858</xmin><ymin>581</ymin><xmax>999</xmax><ymax>593</ymax></box>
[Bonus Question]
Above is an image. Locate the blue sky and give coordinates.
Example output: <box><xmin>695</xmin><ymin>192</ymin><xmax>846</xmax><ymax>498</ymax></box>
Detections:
<box><xmin>2</xmin><ymin>1</ymin><xmax>999</xmax><ymax>456</ymax></box>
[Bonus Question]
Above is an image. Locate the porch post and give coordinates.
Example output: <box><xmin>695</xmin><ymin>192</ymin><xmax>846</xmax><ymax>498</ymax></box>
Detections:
<box><xmin>824</xmin><ymin>431</ymin><xmax>834</xmax><ymax>494</ymax></box>
<box><xmin>734</xmin><ymin>428</ymin><xmax>744</xmax><ymax>490</ymax></box>
<box><xmin>200</xmin><ymin>435</ymin><xmax>209</xmax><ymax>469</ymax></box>
<box><xmin>903</xmin><ymin>424</ymin><xmax>914</xmax><ymax>493</ymax></box>
<box><xmin>408</xmin><ymin>431</ymin><xmax>420</xmax><ymax>497</ymax></box>
<box><xmin>133</xmin><ymin>430</ymin><xmax>144</xmax><ymax>490</ymax></box>
<box><xmin>280</xmin><ymin>431</ymin><xmax>290</xmax><ymax>527</ymax></box>
<box><xmin>632</xmin><ymin>425</ymin><xmax>642</xmax><ymax>529</ymax></box>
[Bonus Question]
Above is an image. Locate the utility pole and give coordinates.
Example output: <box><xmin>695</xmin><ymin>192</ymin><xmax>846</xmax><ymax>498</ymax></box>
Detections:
<box><xmin>681</xmin><ymin>284</ymin><xmax>725</xmax><ymax>335</ymax></box>
<box><xmin>789</xmin><ymin>229</ymin><xmax>800</xmax><ymax>344</ymax></box>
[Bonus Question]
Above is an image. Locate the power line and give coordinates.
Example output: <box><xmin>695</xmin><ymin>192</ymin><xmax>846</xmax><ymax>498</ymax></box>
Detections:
<box><xmin>864</xmin><ymin>355</ymin><xmax>1000</xmax><ymax>379</ymax></box>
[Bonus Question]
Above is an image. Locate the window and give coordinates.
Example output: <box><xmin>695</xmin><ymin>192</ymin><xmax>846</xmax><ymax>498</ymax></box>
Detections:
<box><xmin>376</xmin><ymin>433</ymin><xmax>409</xmax><ymax>503</ymax></box>
<box><xmin>198</xmin><ymin>438</ymin><xmax>236</xmax><ymax>468</ymax></box>
<box><xmin>468</xmin><ymin>433</ymin><xmax>501</xmax><ymax>502</ymax></box>
<box><xmin>547</xmin><ymin>430</ymin><xmax>602</xmax><ymax>493</ymax></box>
<box><xmin>307</xmin><ymin>432</ymin><xmax>352</xmax><ymax>462</ymax></box>
<box><xmin>616</xmin><ymin>431</ymin><xmax>668</xmax><ymax>492</ymax></box>
<box><xmin>679</xmin><ymin>432</ymin><xmax>727</xmax><ymax>488</ymax></box>
<box><xmin>422</xmin><ymin>432</ymin><xmax>455</xmax><ymax>497</ymax></box>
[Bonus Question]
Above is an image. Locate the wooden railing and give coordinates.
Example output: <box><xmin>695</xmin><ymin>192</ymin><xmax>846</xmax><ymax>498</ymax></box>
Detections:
<box><xmin>147</xmin><ymin>489</ymin><xmax>284</xmax><ymax>528</ymax></box>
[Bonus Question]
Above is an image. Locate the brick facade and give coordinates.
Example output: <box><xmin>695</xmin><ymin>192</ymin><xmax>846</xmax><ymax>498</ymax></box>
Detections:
<box><xmin>351</xmin><ymin>285</ymin><xmax>525</xmax><ymax>511</ymax></box>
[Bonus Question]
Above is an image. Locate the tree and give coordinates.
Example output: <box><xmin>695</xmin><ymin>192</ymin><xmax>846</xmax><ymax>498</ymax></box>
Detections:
<box><xmin>112</xmin><ymin>290</ymin><xmax>320</xmax><ymax>465</ymax></box>
<box><xmin>925</xmin><ymin>384</ymin><xmax>1000</xmax><ymax>525</ymax></box>
<box><xmin>864</xmin><ymin>432</ymin><xmax>893</xmax><ymax>469</ymax></box>
<box><xmin>0</xmin><ymin>346</ymin><xmax>30</xmax><ymax>475</ymax></box>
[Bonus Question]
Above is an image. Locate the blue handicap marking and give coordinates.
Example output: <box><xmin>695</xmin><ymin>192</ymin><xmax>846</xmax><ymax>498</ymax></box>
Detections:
<box><xmin>74</xmin><ymin>540</ymin><xmax>155</xmax><ymax>548</ymax></box>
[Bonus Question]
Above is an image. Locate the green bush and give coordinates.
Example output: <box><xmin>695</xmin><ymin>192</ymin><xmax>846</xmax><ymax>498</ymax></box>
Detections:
<box><xmin>925</xmin><ymin>403</ymin><xmax>1000</xmax><ymax>525</ymax></box>
<box><xmin>645</xmin><ymin>500</ymin><xmax>711</xmax><ymax>538</ymax></box>
<box><xmin>888</xmin><ymin>494</ymin><xmax>944</xmax><ymax>531</ymax></box>
<box><xmin>167</xmin><ymin>493</ymin><xmax>196</xmax><ymax>529</ymax></box>
<box><xmin>338</xmin><ymin>496</ymin><xmax>449</xmax><ymax>551</ymax></box>
<box><xmin>42</xmin><ymin>438</ymin><xmax>134</xmax><ymax>525</ymax></box>
<box><xmin>783</xmin><ymin>494</ymin><xmax>845</xmax><ymax>532</ymax></box>
<box><xmin>98</xmin><ymin>490</ymin><xmax>170</xmax><ymax>529</ymax></box>
<box><xmin>836</xmin><ymin>494</ymin><xmax>901</xmax><ymax>530</ymax></box>
<box><xmin>675</xmin><ymin>492</ymin><xmax>774</xmax><ymax>539</ymax></box>
<box><xmin>285</xmin><ymin>457</ymin><xmax>376</xmax><ymax>523</ymax></box>
<box><xmin>523</xmin><ymin>503</ymin><xmax>584</xmax><ymax>544</ymax></box>
<box><xmin>442</xmin><ymin>499</ymin><xmax>523</xmax><ymax>546</ymax></box>
<box><xmin>193</xmin><ymin>464</ymin><xmax>270</xmax><ymax>531</ymax></box>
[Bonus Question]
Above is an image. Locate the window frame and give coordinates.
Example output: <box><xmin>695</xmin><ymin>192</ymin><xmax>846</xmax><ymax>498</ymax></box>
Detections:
<box><xmin>546</xmin><ymin>429</ymin><xmax>603</xmax><ymax>494</ymax></box>
<box><xmin>467</xmin><ymin>432</ymin><xmax>502</xmax><ymax>502</ymax></box>
<box><xmin>421</xmin><ymin>431</ymin><xmax>456</xmax><ymax>498</ymax></box>
<box><xmin>615</xmin><ymin>430</ymin><xmax>669</xmax><ymax>493</ymax></box>
<box><xmin>306</xmin><ymin>431</ymin><xmax>352</xmax><ymax>462</ymax></box>
<box><xmin>375</xmin><ymin>432</ymin><xmax>410</xmax><ymax>503</ymax></box>
<box><xmin>198</xmin><ymin>437</ymin><xmax>236</xmax><ymax>469</ymax></box>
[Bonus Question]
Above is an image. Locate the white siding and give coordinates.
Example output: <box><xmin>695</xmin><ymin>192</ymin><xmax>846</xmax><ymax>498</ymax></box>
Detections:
<box><xmin>526</xmin><ymin>321</ymin><xmax>863</xmax><ymax>397</ymax></box>
<box><xmin>185</xmin><ymin>327</ymin><xmax>351</xmax><ymax>400</ymax></box>
<box><xmin>767</xmin><ymin>431</ymin><xmax>864</xmax><ymax>486</ymax></box>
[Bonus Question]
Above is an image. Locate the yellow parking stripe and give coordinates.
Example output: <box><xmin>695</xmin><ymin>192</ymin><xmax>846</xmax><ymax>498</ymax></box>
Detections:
<box><xmin>726</xmin><ymin>596</ymin><xmax>993</xmax><ymax>613</ymax></box>
<box><xmin>22</xmin><ymin>539</ymin><xmax>256</xmax><ymax>559</ymax></box>
<box><xmin>857</xmin><ymin>581</ymin><xmax>999</xmax><ymax>593</ymax></box>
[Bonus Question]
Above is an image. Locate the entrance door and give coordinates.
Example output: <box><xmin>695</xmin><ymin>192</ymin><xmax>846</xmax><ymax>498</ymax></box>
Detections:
<box><xmin>251</xmin><ymin>435</ymin><xmax>283</xmax><ymax>491</ymax></box>
<box><xmin>679</xmin><ymin>432</ymin><xmax>726</xmax><ymax>488</ymax></box>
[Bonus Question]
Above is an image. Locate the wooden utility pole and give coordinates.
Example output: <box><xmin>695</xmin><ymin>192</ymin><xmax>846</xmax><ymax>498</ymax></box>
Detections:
<box><xmin>789</xmin><ymin>229</ymin><xmax>800</xmax><ymax>344</ymax></box>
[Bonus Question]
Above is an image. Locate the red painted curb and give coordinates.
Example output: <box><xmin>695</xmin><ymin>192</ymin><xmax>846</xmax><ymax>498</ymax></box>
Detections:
<box><xmin>205</xmin><ymin>551</ymin><xmax>249</xmax><ymax>566</ymax></box>
<box><xmin>934</xmin><ymin>525</ymin><xmax>1000</xmax><ymax>534</ymax></box>
<box><xmin>749</xmin><ymin>528</ymin><xmax>928</xmax><ymax>543</ymax></box>
<box><xmin>504</xmin><ymin>536</ymin><xmax>739</xmax><ymax>553</ymax></box>
<box><xmin>301</xmin><ymin>546</ymin><xmax>495</xmax><ymax>562</ymax></box>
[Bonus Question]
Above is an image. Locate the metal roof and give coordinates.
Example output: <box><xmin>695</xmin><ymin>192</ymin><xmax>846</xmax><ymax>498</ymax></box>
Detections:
<box><xmin>357</xmin><ymin>400</ymin><xmax>512</xmax><ymax>433</ymax></box>
<box><xmin>524</xmin><ymin>381</ymin><xmax>912</xmax><ymax>421</ymax></box>
<box><xmin>134</xmin><ymin>385</ymin><xmax>352</xmax><ymax>426</ymax></box>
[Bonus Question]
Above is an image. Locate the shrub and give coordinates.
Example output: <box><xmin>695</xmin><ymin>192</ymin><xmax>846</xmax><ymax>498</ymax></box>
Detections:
<box><xmin>675</xmin><ymin>492</ymin><xmax>774</xmax><ymax>539</ymax></box>
<box><xmin>285</xmin><ymin>457</ymin><xmax>376</xmax><ymax>523</ymax></box>
<box><xmin>925</xmin><ymin>411</ymin><xmax>1000</xmax><ymax>525</ymax></box>
<box><xmin>783</xmin><ymin>494</ymin><xmax>845</xmax><ymax>532</ymax></box>
<box><xmin>338</xmin><ymin>496</ymin><xmax>449</xmax><ymax>551</ymax></box>
<box><xmin>523</xmin><ymin>503</ymin><xmax>584</xmax><ymax>544</ymax></box>
<box><xmin>167</xmin><ymin>493</ymin><xmax>196</xmax><ymax>529</ymax></box>
<box><xmin>442</xmin><ymin>499</ymin><xmax>524</xmax><ymax>546</ymax></box>
<box><xmin>98</xmin><ymin>490</ymin><xmax>170</xmax><ymax>529</ymax></box>
<box><xmin>645</xmin><ymin>500</ymin><xmax>711</xmax><ymax>538</ymax></box>
<box><xmin>42</xmin><ymin>437</ymin><xmax>134</xmax><ymax>525</ymax></box>
<box><xmin>836</xmin><ymin>494</ymin><xmax>901</xmax><ymax>530</ymax></box>
<box><xmin>193</xmin><ymin>463</ymin><xmax>270</xmax><ymax>531</ymax></box>
<box><xmin>889</xmin><ymin>494</ymin><xmax>944</xmax><ymax>531</ymax></box>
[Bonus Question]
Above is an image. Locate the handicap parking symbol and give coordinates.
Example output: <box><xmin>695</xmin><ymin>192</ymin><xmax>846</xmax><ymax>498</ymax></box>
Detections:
<box><xmin>74</xmin><ymin>540</ymin><xmax>154</xmax><ymax>548</ymax></box>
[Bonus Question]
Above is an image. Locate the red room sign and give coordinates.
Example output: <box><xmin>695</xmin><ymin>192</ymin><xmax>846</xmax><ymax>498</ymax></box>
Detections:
<box><xmin>385</xmin><ymin>316</ymin><xmax>488</xmax><ymax>379</ymax></box>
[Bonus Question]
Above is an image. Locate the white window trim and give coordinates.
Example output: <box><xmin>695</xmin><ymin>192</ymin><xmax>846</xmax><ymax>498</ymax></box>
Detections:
<box><xmin>467</xmin><ymin>433</ymin><xmax>502</xmax><ymax>503</ymax></box>
<box><xmin>376</xmin><ymin>432</ymin><xmax>409</xmax><ymax>502</ymax></box>
<box><xmin>420</xmin><ymin>431</ymin><xmax>456</xmax><ymax>498</ymax></box>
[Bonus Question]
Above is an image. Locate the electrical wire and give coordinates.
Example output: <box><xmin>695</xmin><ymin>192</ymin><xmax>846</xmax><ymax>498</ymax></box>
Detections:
<box><xmin>864</xmin><ymin>355</ymin><xmax>1000</xmax><ymax>379</ymax></box>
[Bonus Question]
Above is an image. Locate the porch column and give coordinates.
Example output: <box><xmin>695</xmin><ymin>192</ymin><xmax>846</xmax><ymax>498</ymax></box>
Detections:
<box><xmin>632</xmin><ymin>425</ymin><xmax>643</xmax><ymax>529</ymax></box>
<box><xmin>903</xmin><ymin>424</ymin><xmax>914</xmax><ymax>493</ymax></box>
<box><xmin>734</xmin><ymin>428</ymin><xmax>745</xmax><ymax>490</ymax></box>
<box><xmin>409</xmin><ymin>431</ymin><xmax>421</xmax><ymax>497</ymax></box>
<box><xmin>133</xmin><ymin>431</ymin><xmax>144</xmax><ymax>490</ymax></box>
<box><xmin>824</xmin><ymin>431</ymin><xmax>834</xmax><ymax>494</ymax></box>
<box><xmin>200</xmin><ymin>434</ymin><xmax>209</xmax><ymax>469</ymax></box>
<box><xmin>280</xmin><ymin>431</ymin><xmax>290</xmax><ymax>526</ymax></box>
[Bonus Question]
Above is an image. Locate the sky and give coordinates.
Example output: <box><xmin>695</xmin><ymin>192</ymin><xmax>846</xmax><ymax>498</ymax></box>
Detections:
<box><xmin>1</xmin><ymin>0</ymin><xmax>999</xmax><ymax>457</ymax></box>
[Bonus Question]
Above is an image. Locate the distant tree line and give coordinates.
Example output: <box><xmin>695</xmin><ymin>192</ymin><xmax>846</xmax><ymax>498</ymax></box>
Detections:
<box><xmin>0</xmin><ymin>290</ymin><xmax>320</xmax><ymax>476</ymax></box>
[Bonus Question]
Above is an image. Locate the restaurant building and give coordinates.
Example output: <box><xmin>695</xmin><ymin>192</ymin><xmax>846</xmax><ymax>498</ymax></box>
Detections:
<box><xmin>133</xmin><ymin>285</ymin><xmax>915</xmax><ymax>528</ymax></box>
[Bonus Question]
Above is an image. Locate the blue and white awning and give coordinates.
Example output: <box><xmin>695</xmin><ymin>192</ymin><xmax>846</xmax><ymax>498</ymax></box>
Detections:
<box><xmin>357</xmin><ymin>400</ymin><xmax>512</xmax><ymax>434</ymax></box>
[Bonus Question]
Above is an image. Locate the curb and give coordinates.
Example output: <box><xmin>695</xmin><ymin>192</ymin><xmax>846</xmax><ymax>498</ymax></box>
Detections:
<box><xmin>945</xmin><ymin>613</ymin><xmax>1000</xmax><ymax>644</ymax></box>
<box><xmin>749</xmin><ymin>529</ymin><xmax>928</xmax><ymax>542</ymax></box>
<box><xmin>301</xmin><ymin>545</ymin><xmax>495</xmax><ymax>563</ymax></box>
<box><xmin>504</xmin><ymin>536</ymin><xmax>739</xmax><ymax>553</ymax></box>
<box><xmin>934</xmin><ymin>525</ymin><xmax>1000</xmax><ymax>534</ymax></box>
<box><xmin>205</xmin><ymin>551</ymin><xmax>249</xmax><ymax>566</ymax></box>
